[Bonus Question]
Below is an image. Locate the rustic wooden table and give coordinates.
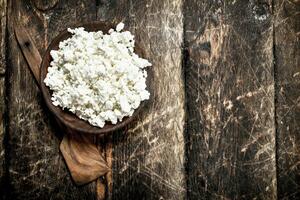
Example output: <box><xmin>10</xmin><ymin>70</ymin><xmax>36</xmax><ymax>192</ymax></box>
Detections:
<box><xmin>0</xmin><ymin>0</ymin><xmax>299</xmax><ymax>199</ymax></box>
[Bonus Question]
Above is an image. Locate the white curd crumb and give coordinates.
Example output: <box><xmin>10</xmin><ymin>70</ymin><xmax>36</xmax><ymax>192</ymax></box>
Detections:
<box><xmin>44</xmin><ymin>22</ymin><xmax>152</xmax><ymax>128</ymax></box>
<box><xmin>116</xmin><ymin>22</ymin><xmax>125</xmax><ymax>32</ymax></box>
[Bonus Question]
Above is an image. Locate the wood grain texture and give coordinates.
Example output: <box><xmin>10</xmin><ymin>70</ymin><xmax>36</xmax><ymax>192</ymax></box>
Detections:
<box><xmin>1</xmin><ymin>0</ymin><xmax>298</xmax><ymax>199</ymax></box>
<box><xmin>0</xmin><ymin>78</ymin><xmax>4</xmax><ymax>181</ymax></box>
<box><xmin>14</xmin><ymin>25</ymin><xmax>42</xmax><ymax>84</ymax></box>
<box><xmin>184</xmin><ymin>0</ymin><xmax>277</xmax><ymax>199</ymax></box>
<box><xmin>5</xmin><ymin>0</ymin><xmax>98</xmax><ymax>199</ymax></box>
<box><xmin>60</xmin><ymin>133</ymin><xmax>109</xmax><ymax>185</ymax></box>
<box><xmin>0</xmin><ymin>0</ymin><xmax>5</xmax><ymax>74</ymax></box>
<box><xmin>0</xmin><ymin>0</ymin><xmax>6</xmax><ymax>183</ymax></box>
<box><xmin>274</xmin><ymin>0</ymin><xmax>300</xmax><ymax>199</ymax></box>
<box><xmin>96</xmin><ymin>0</ymin><xmax>186</xmax><ymax>199</ymax></box>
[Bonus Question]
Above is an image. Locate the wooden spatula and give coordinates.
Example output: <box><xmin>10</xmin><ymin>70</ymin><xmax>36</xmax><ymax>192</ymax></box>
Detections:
<box><xmin>14</xmin><ymin>24</ymin><xmax>109</xmax><ymax>185</ymax></box>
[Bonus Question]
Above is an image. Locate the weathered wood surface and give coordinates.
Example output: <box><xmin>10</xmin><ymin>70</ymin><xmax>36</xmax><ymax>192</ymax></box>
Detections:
<box><xmin>95</xmin><ymin>0</ymin><xmax>186</xmax><ymax>199</ymax></box>
<box><xmin>0</xmin><ymin>0</ymin><xmax>300</xmax><ymax>199</ymax></box>
<box><xmin>4</xmin><ymin>0</ymin><xmax>97</xmax><ymax>199</ymax></box>
<box><xmin>184</xmin><ymin>0</ymin><xmax>277</xmax><ymax>199</ymax></box>
<box><xmin>275</xmin><ymin>0</ymin><xmax>300</xmax><ymax>199</ymax></box>
<box><xmin>1</xmin><ymin>0</ymin><xmax>186</xmax><ymax>199</ymax></box>
<box><xmin>0</xmin><ymin>0</ymin><xmax>6</xmax><ymax>187</ymax></box>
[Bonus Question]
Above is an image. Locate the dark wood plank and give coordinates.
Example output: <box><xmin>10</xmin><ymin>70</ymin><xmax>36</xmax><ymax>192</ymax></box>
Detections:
<box><xmin>184</xmin><ymin>0</ymin><xmax>277</xmax><ymax>199</ymax></box>
<box><xmin>5</xmin><ymin>0</ymin><xmax>98</xmax><ymax>199</ymax></box>
<box><xmin>0</xmin><ymin>0</ymin><xmax>5</xmax><ymax>74</ymax></box>
<box><xmin>274</xmin><ymin>0</ymin><xmax>300</xmax><ymax>199</ymax></box>
<box><xmin>0</xmin><ymin>0</ymin><xmax>6</xmax><ymax>184</ymax></box>
<box><xmin>96</xmin><ymin>0</ymin><xmax>186</xmax><ymax>199</ymax></box>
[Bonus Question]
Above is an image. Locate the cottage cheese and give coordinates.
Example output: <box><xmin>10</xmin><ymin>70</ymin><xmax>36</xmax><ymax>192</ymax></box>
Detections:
<box><xmin>44</xmin><ymin>23</ymin><xmax>151</xmax><ymax>128</ymax></box>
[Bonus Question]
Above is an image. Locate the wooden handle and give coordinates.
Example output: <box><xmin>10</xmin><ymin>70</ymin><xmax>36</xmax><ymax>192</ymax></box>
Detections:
<box><xmin>60</xmin><ymin>133</ymin><xmax>109</xmax><ymax>185</ymax></box>
<box><xmin>14</xmin><ymin>25</ymin><xmax>42</xmax><ymax>84</ymax></box>
<box><xmin>14</xmin><ymin>23</ymin><xmax>109</xmax><ymax>186</ymax></box>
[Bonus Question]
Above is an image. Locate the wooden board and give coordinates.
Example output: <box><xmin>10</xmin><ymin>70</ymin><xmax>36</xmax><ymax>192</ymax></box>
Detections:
<box><xmin>95</xmin><ymin>0</ymin><xmax>186</xmax><ymax>199</ymax></box>
<box><xmin>0</xmin><ymin>0</ymin><xmax>6</xmax><ymax>185</ymax></box>
<box><xmin>5</xmin><ymin>0</ymin><xmax>97</xmax><ymax>199</ymax></box>
<box><xmin>0</xmin><ymin>0</ymin><xmax>300</xmax><ymax>199</ymax></box>
<box><xmin>274</xmin><ymin>0</ymin><xmax>300</xmax><ymax>199</ymax></box>
<box><xmin>184</xmin><ymin>0</ymin><xmax>277</xmax><ymax>199</ymax></box>
<box><xmin>0</xmin><ymin>0</ymin><xmax>5</xmax><ymax>74</ymax></box>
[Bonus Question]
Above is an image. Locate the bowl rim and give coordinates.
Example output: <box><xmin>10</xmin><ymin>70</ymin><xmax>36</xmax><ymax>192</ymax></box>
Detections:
<box><xmin>40</xmin><ymin>21</ymin><xmax>149</xmax><ymax>135</ymax></box>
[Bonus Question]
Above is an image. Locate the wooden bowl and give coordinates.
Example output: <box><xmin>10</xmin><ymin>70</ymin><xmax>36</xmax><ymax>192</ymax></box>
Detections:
<box><xmin>40</xmin><ymin>22</ymin><xmax>149</xmax><ymax>135</ymax></box>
